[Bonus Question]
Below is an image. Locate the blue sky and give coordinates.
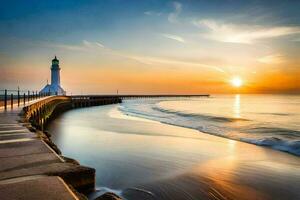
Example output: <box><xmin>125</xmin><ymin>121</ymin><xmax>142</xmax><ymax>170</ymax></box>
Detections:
<box><xmin>1</xmin><ymin>0</ymin><xmax>300</xmax><ymax>41</ymax></box>
<box><xmin>1</xmin><ymin>0</ymin><xmax>299</xmax><ymax>94</ymax></box>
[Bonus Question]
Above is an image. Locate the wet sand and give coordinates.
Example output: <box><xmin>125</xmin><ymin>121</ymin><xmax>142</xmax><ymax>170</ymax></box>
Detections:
<box><xmin>47</xmin><ymin>104</ymin><xmax>300</xmax><ymax>200</ymax></box>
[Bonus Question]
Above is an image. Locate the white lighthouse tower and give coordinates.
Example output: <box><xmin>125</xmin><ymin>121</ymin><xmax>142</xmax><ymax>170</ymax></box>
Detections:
<box><xmin>40</xmin><ymin>56</ymin><xmax>66</xmax><ymax>95</ymax></box>
<box><xmin>51</xmin><ymin>56</ymin><xmax>60</xmax><ymax>86</ymax></box>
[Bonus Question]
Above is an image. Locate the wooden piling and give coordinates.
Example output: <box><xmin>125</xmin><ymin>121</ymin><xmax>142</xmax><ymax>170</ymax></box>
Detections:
<box><xmin>18</xmin><ymin>88</ymin><xmax>20</xmax><ymax>107</ymax></box>
<box><xmin>10</xmin><ymin>94</ymin><xmax>13</xmax><ymax>108</ymax></box>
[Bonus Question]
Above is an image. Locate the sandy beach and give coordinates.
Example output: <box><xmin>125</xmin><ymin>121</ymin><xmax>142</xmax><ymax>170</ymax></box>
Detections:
<box><xmin>47</xmin><ymin>104</ymin><xmax>300</xmax><ymax>200</ymax></box>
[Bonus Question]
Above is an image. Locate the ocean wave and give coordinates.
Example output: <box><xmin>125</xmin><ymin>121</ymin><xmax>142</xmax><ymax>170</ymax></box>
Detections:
<box><xmin>153</xmin><ymin>106</ymin><xmax>249</xmax><ymax>122</ymax></box>
<box><xmin>243</xmin><ymin>127</ymin><xmax>300</xmax><ymax>138</ymax></box>
<box><xmin>257</xmin><ymin>112</ymin><xmax>291</xmax><ymax>116</ymax></box>
<box><xmin>242</xmin><ymin>137</ymin><xmax>300</xmax><ymax>156</ymax></box>
<box><xmin>119</xmin><ymin>99</ymin><xmax>300</xmax><ymax>156</ymax></box>
<box><xmin>120</xmin><ymin>105</ymin><xmax>169</xmax><ymax>120</ymax></box>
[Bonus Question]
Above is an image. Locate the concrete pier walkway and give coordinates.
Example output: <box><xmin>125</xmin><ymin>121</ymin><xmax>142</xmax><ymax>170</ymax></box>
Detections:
<box><xmin>0</xmin><ymin>100</ymin><xmax>81</xmax><ymax>199</ymax></box>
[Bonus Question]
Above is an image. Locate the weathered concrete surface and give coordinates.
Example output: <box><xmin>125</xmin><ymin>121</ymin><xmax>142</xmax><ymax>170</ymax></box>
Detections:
<box><xmin>0</xmin><ymin>99</ymin><xmax>94</xmax><ymax>199</ymax></box>
<box><xmin>0</xmin><ymin>176</ymin><xmax>78</xmax><ymax>200</ymax></box>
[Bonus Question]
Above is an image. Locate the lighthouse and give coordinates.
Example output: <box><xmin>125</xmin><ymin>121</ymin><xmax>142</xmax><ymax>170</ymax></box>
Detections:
<box><xmin>40</xmin><ymin>56</ymin><xmax>66</xmax><ymax>95</ymax></box>
<box><xmin>51</xmin><ymin>56</ymin><xmax>60</xmax><ymax>86</ymax></box>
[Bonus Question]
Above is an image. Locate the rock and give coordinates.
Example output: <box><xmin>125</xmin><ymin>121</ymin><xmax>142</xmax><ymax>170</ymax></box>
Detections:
<box><xmin>43</xmin><ymin>138</ymin><xmax>62</xmax><ymax>154</ymax></box>
<box><xmin>62</xmin><ymin>156</ymin><xmax>80</xmax><ymax>165</ymax></box>
<box><xmin>95</xmin><ymin>192</ymin><xmax>122</xmax><ymax>200</ymax></box>
<box><xmin>35</xmin><ymin>131</ymin><xmax>62</xmax><ymax>154</ymax></box>
<box><xmin>48</xmin><ymin>163</ymin><xmax>96</xmax><ymax>193</ymax></box>
<box><xmin>44</xmin><ymin>130</ymin><xmax>52</xmax><ymax>138</ymax></box>
<box><xmin>67</xmin><ymin>184</ymin><xmax>88</xmax><ymax>200</ymax></box>
<box><xmin>27</xmin><ymin>126</ymin><xmax>36</xmax><ymax>132</ymax></box>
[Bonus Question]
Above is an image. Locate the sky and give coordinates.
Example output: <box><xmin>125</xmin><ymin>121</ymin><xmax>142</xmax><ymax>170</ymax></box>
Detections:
<box><xmin>0</xmin><ymin>0</ymin><xmax>299</xmax><ymax>94</ymax></box>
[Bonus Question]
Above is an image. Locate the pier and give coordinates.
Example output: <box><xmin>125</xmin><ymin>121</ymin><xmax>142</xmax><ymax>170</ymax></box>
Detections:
<box><xmin>0</xmin><ymin>89</ymin><xmax>209</xmax><ymax>200</ymax></box>
<box><xmin>0</xmin><ymin>97</ymin><xmax>89</xmax><ymax>200</ymax></box>
<box><xmin>0</xmin><ymin>93</ymin><xmax>112</xmax><ymax>199</ymax></box>
<box><xmin>117</xmin><ymin>94</ymin><xmax>210</xmax><ymax>99</ymax></box>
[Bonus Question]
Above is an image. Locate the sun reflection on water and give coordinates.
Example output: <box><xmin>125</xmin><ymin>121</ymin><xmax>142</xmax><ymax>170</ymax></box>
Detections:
<box><xmin>228</xmin><ymin>139</ymin><xmax>236</xmax><ymax>151</ymax></box>
<box><xmin>234</xmin><ymin>94</ymin><xmax>241</xmax><ymax>118</ymax></box>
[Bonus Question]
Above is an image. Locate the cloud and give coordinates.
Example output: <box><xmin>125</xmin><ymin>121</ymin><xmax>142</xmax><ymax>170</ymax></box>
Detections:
<box><xmin>44</xmin><ymin>43</ymin><xmax>86</xmax><ymax>51</ymax></box>
<box><xmin>95</xmin><ymin>42</ymin><xmax>105</xmax><ymax>48</ymax></box>
<box><xmin>162</xmin><ymin>33</ymin><xmax>185</xmax><ymax>43</ymax></box>
<box><xmin>258</xmin><ymin>54</ymin><xmax>286</xmax><ymax>64</ymax></box>
<box><xmin>41</xmin><ymin>39</ymin><xmax>225</xmax><ymax>74</ymax></box>
<box><xmin>168</xmin><ymin>2</ymin><xmax>182</xmax><ymax>23</ymax></box>
<box><xmin>194</xmin><ymin>19</ymin><xmax>300</xmax><ymax>44</ymax></box>
<box><xmin>44</xmin><ymin>40</ymin><xmax>105</xmax><ymax>52</ymax></box>
<box><xmin>82</xmin><ymin>40</ymin><xmax>93</xmax><ymax>48</ymax></box>
<box><xmin>83</xmin><ymin>40</ymin><xmax>105</xmax><ymax>48</ymax></box>
<box><xmin>144</xmin><ymin>11</ymin><xmax>162</xmax><ymax>16</ymax></box>
<box><xmin>127</xmin><ymin>55</ymin><xmax>226</xmax><ymax>73</ymax></box>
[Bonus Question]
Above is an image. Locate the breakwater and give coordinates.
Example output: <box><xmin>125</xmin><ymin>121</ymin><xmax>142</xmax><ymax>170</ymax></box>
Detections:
<box><xmin>20</xmin><ymin>95</ymin><xmax>122</xmax><ymax>199</ymax></box>
<box><xmin>23</xmin><ymin>95</ymin><xmax>122</xmax><ymax>131</ymax></box>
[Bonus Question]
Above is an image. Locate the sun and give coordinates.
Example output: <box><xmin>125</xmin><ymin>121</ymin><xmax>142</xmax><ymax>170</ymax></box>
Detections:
<box><xmin>231</xmin><ymin>77</ymin><xmax>243</xmax><ymax>87</ymax></box>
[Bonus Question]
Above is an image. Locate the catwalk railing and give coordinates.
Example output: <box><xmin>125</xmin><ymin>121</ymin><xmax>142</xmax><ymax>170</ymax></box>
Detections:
<box><xmin>0</xmin><ymin>88</ymin><xmax>50</xmax><ymax>109</ymax></box>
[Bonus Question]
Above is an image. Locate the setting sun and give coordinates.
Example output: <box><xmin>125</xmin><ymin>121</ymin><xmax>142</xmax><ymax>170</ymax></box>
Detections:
<box><xmin>231</xmin><ymin>77</ymin><xmax>243</xmax><ymax>87</ymax></box>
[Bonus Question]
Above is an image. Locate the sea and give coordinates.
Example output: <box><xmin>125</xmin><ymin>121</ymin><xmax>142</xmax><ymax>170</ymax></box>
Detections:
<box><xmin>120</xmin><ymin>94</ymin><xmax>300</xmax><ymax>156</ymax></box>
<box><xmin>48</xmin><ymin>94</ymin><xmax>300</xmax><ymax>200</ymax></box>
